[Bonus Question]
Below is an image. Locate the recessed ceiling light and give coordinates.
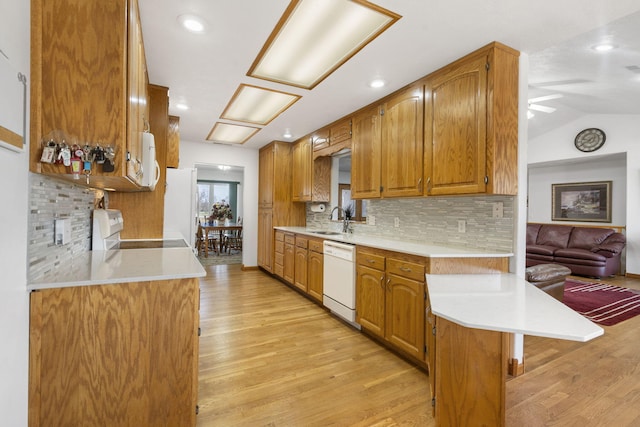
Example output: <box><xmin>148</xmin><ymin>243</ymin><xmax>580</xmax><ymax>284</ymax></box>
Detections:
<box><xmin>591</xmin><ymin>43</ymin><xmax>617</xmax><ymax>52</ymax></box>
<box><xmin>247</xmin><ymin>0</ymin><xmax>401</xmax><ymax>89</ymax></box>
<box><xmin>283</xmin><ymin>129</ymin><xmax>292</xmax><ymax>138</ymax></box>
<box><xmin>177</xmin><ymin>14</ymin><xmax>207</xmax><ymax>34</ymax></box>
<box><xmin>369</xmin><ymin>78</ymin><xmax>386</xmax><ymax>88</ymax></box>
<box><xmin>175</xmin><ymin>103</ymin><xmax>189</xmax><ymax>110</ymax></box>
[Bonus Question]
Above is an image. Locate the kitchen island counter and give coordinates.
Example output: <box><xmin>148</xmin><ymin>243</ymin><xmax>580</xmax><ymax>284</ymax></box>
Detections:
<box><xmin>28</xmin><ymin>247</ymin><xmax>205</xmax><ymax>290</ymax></box>
<box><xmin>275</xmin><ymin>226</ymin><xmax>513</xmax><ymax>258</ymax></box>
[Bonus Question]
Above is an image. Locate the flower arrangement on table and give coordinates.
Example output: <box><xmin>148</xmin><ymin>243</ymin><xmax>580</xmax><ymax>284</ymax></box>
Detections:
<box><xmin>209</xmin><ymin>201</ymin><xmax>233</xmax><ymax>222</ymax></box>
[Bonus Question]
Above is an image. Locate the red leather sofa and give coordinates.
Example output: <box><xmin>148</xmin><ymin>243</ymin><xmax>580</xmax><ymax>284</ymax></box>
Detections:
<box><xmin>526</xmin><ymin>223</ymin><xmax>626</xmax><ymax>278</ymax></box>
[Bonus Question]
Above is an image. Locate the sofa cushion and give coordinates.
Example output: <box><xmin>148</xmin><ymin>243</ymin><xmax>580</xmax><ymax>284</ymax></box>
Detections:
<box><xmin>536</xmin><ymin>225</ymin><xmax>573</xmax><ymax>248</ymax></box>
<box><xmin>526</xmin><ymin>244</ymin><xmax>557</xmax><ymax>256</ymax></box>
<box><xmin>554</xmin><ymin>248</ymin><xmax>606</xmax><ymax>262</ymax></box>
<box><xmin>568</xmin><ymin>227</ymin><xmax>614</xmax><ymax>250</ymax></box>
<box><xmin>527</xmin><ymin>224</ymin><xmax>542</xmax><ymax>245</ymax></box>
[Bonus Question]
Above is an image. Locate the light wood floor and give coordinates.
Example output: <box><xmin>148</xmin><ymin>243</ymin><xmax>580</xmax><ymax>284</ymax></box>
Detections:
<box><xmin>196</xmin><ymin>266</ymin><xmax>640</xmax><ymax>426</ymax></box>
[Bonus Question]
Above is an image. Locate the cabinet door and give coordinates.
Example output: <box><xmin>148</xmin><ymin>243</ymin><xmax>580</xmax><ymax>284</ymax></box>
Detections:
<box><xmin>258</xmin><ymin>146</ymin><xmax>274</xmax><ymax>208</ymax></box>
<box><xmin>351</xmin><ymin>105</ymin><xmax>382</xmax><ymax>199</ymax></box>
<box><xmin>292</xmin><ymin>138</ymin><xmax>312</xmax><ymax>202</ymax></box>
<box><xmin>356</xmin><ymin>265</ymin><xmax>386</xmax><ymax>337</ymax></box>
<box><xmin>127</xmin><ymin>0</ymin><xmax>148</xmax><ymax>184</ymax></box>
<box><xmin>166</xmin><ymin>115</ymin><xmax>180</xmax><ymax>168</ymax></box>
<box><xmin>257</xmin><ymin>209</ymin><xmax>273</xmax><ymax>272</ymax></box>
<box><xmin>385</xmin><ymin>274</ymin><xmax>425</xmax><ymax>360</ymax></box>
<box><xmin>330</xmin><ymin>118</ymin><xmax>352</xmax><ymax>145</ymax></box>
<box><xmin>311</xmin><ymin>128</ymin><xmax>330</xmax><ymax>151</ymax></box>
<box><xmin>424</xmin><ymin>55</ymin><xmax>488</xmax><ymax>195</ymax></box>
<box><xmin>294</xmin><ymin>246</ymin><xmax>308</xmax><ymax>292</ymax></box>
<box><xmin>284</xmin><ymin>242</ymin><xmax>295</xmax><ymax>284</ymax></box>
<box><xmin>381</xmin><ymin>83</ymin><xmax>424</xmax><ymax>197</ymax></box>
<box><xmin>307</xmin><ymin>250</ymin><xmax>323</xmax><ymax>302</ymax></box>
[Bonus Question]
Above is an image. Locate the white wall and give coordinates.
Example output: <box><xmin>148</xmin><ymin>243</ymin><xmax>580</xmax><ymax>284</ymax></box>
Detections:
<box><xmin>179</xmin><ymin>141</ymin><xmax>259</xmax><ymax>267</ymax></box>
<box><xmin>528</xmin><ymin>114</ymin><xmax>640</xmax><ymax>274</ymax></box>
<box><xmin>0</xmin><ymin>0</ymin><xmax>30</xmax><ymax>423</ymax></box>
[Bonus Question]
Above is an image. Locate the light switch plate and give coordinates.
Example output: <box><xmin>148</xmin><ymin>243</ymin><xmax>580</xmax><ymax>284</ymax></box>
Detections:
<box><xmin>458</xmin><ymin>220</ymin><xmax>466</xmax><ymax>233</ymax></box>
<box><xmin>368</xmin><ymin>215</ymin><xmax>376</xmax><ymax>226</ymax></box>
<box><xmin>394</xmin><ymin>217</ymin><xmax>400</xmax><ymax>227</ymax></box>
<box><xmin>492</xmin><ymin>202</ymin><xmax>504</xmax><ymax>218</ymax></box>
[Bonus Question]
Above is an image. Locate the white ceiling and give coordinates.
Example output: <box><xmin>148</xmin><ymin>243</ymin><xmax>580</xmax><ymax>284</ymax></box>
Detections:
<box><xmin>138</xmin><ymin>0</ymin><xmax>640</xmax><ymax>150</ymax></box>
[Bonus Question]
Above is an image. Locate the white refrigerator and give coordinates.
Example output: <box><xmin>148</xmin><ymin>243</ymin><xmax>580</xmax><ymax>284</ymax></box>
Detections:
<box><xmin>163</xmin><ymin>168</ymin><xmax>198</xmax><ymax>249</ymax></box>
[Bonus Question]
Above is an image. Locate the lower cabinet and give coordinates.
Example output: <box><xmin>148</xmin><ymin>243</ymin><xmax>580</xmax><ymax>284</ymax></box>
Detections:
<box><xmin>307</xmin><ymin>239</ymin><xmax>324</xmax><ymax>302</ymax></box>
<box><xmin>356</xmin><ymin>246</ymin><xmax>426</xmax><ymax>361</ymax></box>
<box><xmin>283</xmin><ymin>233</ymin><xmax>296</xmax><ymax>284</ymax></box>
<box><xmin>29</xmin><ymin>278</ymin><xmax>200</xmax><ymax>426</ymax></box>
<box><xmin>274</xmin><ymin>230</ymin><xmax>285</xmax><ymax>277</ymax></box>
<box><xmin>294</xmin><ymin>236</ymin><xmax>308</xmax><ymax>292</ymax></box>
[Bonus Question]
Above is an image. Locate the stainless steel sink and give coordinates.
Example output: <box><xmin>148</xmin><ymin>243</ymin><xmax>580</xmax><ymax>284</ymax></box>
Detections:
<box><xmin>308</xmin><ymin>230</ymin><xmax>342</xmax><ymax>235</ymax></box>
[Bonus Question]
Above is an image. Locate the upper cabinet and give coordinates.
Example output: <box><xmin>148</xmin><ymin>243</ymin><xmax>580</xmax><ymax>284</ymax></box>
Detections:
<box><xmin>292</xmin><ymin>136</ymin><xmax>330</xmax><ymax>203</ymax></box>
<box><xmin>30</xmin><ymin>0</ymin><xmax>150</xmax><ymax>191</ymax></box>
<box><xmin>351</xmin><ymin>83</ymin><xmax>423</xmax><ymax>199</ymax></box>
<box><xmin>381</xmin><ymin>83</ymin><xmax>424</xmax><ymax>198</ymax></box>
<box><xmin>424</xmin><ymin>42</ymin><xmax>519</xmax><ymax>196</ymax></box>
<box><xmin>166</xmin><ymin>115</ymin><xmax>180</xmax><ymax>168</ymax></box>
<box><xmin>351</xmin><ymin>105</ymin><xmax>382</xmax><ymax>199</ymax></box>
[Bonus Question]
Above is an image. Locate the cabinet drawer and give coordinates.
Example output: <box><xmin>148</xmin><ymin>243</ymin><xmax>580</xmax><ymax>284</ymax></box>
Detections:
<box><xmin>357</xmin><ymin>251</ymin><xmax>385</xmax><ymax>270</ymax></box>
<box><xmin>308</xmin><ymin>239</ymin><xmax>323</xmax><ymax>253</ymax></box>
<box><xmin>387</xmin><ymin>258</ymin><xmax>425</xmax><ymax>282</ymax></box>
<box><xmin>295</xmin><ymin>236</ymin><xmax>308</xmax><ymax>248</ymax></box>
<box><xmin>274</xmin><ymin>263</ymin><xmax>284</xmax><ymax>277</ymax></box>
<box><xmin>275</xmin><ymin>231</ymin><xmax>284</xmax><ymax>242</ymax></box>
<box><xmin>284</xmin><ymin>233</ymin><xmax>295</xmax><ymax>245</ymax></box>
<box><xmin>275</xmin><ymin>241</ymin><xmax>284</xmax><ymax>255</ymax></box>
<box><xmin>274</xmin><ymin>253</ymin><xmax>284</xmax><ymax>266</ymax></box>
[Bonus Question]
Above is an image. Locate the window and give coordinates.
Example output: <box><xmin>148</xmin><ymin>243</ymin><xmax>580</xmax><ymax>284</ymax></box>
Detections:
<box><xmin>197</xmin><ymin>181</ymin><xmax>238</xmax><ymax>221</ymax></box>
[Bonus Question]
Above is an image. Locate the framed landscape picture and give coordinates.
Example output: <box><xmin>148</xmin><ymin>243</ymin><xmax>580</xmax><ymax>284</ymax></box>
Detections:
<box><xmin>552</xmin><ymin>181</ymin><xmax>612</xmax><ymax>222</ymax></box>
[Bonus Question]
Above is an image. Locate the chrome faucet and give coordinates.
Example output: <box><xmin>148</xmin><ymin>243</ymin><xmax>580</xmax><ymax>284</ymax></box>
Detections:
<box><xmin>329</xmin><ymin>206</ymin><xmax>351</xmax><ymax>233</ymax></box>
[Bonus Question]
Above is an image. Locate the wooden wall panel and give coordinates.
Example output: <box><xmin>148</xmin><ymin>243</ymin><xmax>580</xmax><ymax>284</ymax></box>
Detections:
<box><xmin>166</xmin><ymin>115</ymin><xmax>180</xmax><ymax>168</ymax></box>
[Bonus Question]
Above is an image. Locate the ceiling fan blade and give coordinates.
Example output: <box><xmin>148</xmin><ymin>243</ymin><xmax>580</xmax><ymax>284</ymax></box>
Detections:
<box><xmin>528</xmin><ymin>104</ymin><xmax>556</xmax><ymax>113</ymax></box>
<box><xmin>528</xmin><ymin>94</ymin><xmax>563</xmax><ymax>103</ymax></box>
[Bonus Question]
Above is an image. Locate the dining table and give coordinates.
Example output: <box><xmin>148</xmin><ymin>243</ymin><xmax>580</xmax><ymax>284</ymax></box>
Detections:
<box><xmin>200</xmin><ymin>222</ymin><xmax>243</xmax><ymax>257</ymax></box>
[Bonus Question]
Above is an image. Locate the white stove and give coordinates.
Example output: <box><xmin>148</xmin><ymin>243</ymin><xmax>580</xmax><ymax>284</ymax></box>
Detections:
<box><xmin>92</xmin><ymin>209</ymin><xmax>188</xmax><ymax>250</ymax></box>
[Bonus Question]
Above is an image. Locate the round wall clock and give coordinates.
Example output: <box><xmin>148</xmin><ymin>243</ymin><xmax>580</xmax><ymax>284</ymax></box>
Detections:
<box><xmin>574</xmin><ymin>128</ymin><xmax>606</xmax><ymax>152</ymax></box>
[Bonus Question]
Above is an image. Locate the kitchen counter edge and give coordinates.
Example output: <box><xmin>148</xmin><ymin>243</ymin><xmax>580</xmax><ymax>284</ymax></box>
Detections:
<box><xmin>274</xmin><ymin>226</ymin><xmax>513</xmax><ymax>258</ymax></box>
<box><xmin>28</xmin><ymin>247</ymin><xmax>206</xmax><ymax>291</ymax></box>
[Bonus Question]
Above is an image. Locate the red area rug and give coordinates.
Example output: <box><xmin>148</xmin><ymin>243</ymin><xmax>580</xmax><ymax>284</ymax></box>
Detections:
<box><xmin>564</xmin><ymin>279</ymin><xmax>640</xmax><ymax>326</ymax></box>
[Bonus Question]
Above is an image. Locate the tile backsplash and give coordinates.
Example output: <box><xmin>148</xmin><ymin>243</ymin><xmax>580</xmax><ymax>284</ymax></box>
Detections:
<box><xmin>28</xmin><ymin>174</ymin><xmax>97</xmax><ymax>282</ymax></box>
<box><xmin>307</xmin><ymin>195</ymin><xmax>515</xmax><ymax>252</ymax></box>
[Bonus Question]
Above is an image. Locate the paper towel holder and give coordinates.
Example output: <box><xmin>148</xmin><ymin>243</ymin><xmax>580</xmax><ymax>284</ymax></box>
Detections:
<box><xmin>310</xmin><ymin>203</ymin><xmax>326</xmax><ymax>213</ymax></box>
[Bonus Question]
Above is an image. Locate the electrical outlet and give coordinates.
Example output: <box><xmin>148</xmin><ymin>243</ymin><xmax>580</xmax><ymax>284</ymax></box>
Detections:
<box><xmin>492</xmin><ymin>202</ymin><xmax>504</xmax><ymax>218</ymax></box>
<box><xmin>394</xmin><ymin>217</ymin><xmax>400</xmax><ymax>228</ymax></box>
<box><xmin>458</xmin><ymin>220</ymin><xmax>466</xmax><ymax>233</ymax></box>
<box><xmin>368</xmin><ymin>215</ymin><xmax>376</xmax><ymax>226</ymax></box>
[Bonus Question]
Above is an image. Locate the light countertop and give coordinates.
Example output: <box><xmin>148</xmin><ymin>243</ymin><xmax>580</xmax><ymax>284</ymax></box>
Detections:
<box><xmin>275</xmin><ymin>226</ymin><xmax>513</xmax><ymax>258</ymax></box>
<box><xmin>426</xmin><ymin>273</ymin><xmax>603</xmax><ymax>342</ymax></box>
<box><xmin>28</xmin><ymin>247</ymin><xmax>206</xmax><ymax>290</ymax></box>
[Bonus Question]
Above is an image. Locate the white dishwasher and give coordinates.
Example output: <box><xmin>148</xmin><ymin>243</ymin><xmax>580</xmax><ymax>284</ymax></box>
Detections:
<box><xmin>323</xmin><ymin>240</ymin><xmax>360</xmax><ymax>328</ymax></box>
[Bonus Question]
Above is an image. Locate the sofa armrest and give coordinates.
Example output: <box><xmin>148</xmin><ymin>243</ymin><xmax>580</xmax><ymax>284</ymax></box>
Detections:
<box><xmin>591</xmin><ymin>232</ymin><xmax>625</xmax><ymax>257</ymax></box>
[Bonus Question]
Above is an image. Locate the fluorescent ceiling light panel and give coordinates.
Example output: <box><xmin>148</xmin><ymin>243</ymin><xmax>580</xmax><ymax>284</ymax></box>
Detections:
<box><xmin>206</xmin><ymin>123</ymin><xmax>260</xmax><ymax>144</ymax></box>
<box><xmin>248</xmin><ymin>0</ymin><xmax>401</xmax><ymax>89</ymax></box>
<box><xmin>220</xmin><ymin>84</ymin><xmax>301</xmax><ymax>125</ymax></box>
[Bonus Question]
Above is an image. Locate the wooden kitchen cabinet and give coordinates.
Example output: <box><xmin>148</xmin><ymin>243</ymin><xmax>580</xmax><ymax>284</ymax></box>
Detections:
<box><xmin>258</xmin><ymin>209</ymin><xmax>274</xmax><ymax>273</ymax></box>
<box><xmin>380</xmin><ymin>83</ymin><xmax>424</xmax><ymax>198</ymax></box>
<box><xmin>424</xmin><ymin>42</ymin><xmax>519</xmax><ymax>196</ymax></box>
<box><xmin>329</xmin><ymin>117</ymin><xmax>352</xmax><ymax>146</ymax></box>
<box><xmin>307</xmin><ymin>239</ymin><xmax>324</xmax><ymax>302</ymax></box>
<box><xmin>166</xmin><ymin>115</ymin><xmax>180</xmax><ymax>168</ymax></box>
<box><xmin>292</xmin><ymin>136</ymin><xmax>331</xmax><ymax>203</ymax></box>
<box><xmin>351</xmin><ymin>83</ymin><xmax>423</xmax><ymax>199</ymax></box>
<box><xmin>30</xmin><ymin>0</ymin><xmax>150</xmax><ymax>191</ymax></box>
<box><xmin>294</xmin><ymin>236</ymin><xmax>308</xmax><ymax>292</ymax></box>
<box><xmin>292</xmin><ymin>138</ymin><xmax>312</xmax><ymax>202</ymax></box>
<box><xmin>257</xmin><ymin>142</ymin><xmax>305</xmax><ymax>272</ymax></box>
<box><xmin>356</xmin><ymin>246</ymin><xmax>426</xmax><ymax>361</ymax></box>
<box><xmin>351</xmin><ymin>105</ymin><xmax>382</xmax><ymax>199</ymax></box>
<box><xmin>29</xmin><ymin>278</ymin><xmax>200</xmax><ymax>426</ymax></box>
<box><xmin>283</xmin><ymin>233</ymin><xmax>296</xmax><ymax>284</ymax></box>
